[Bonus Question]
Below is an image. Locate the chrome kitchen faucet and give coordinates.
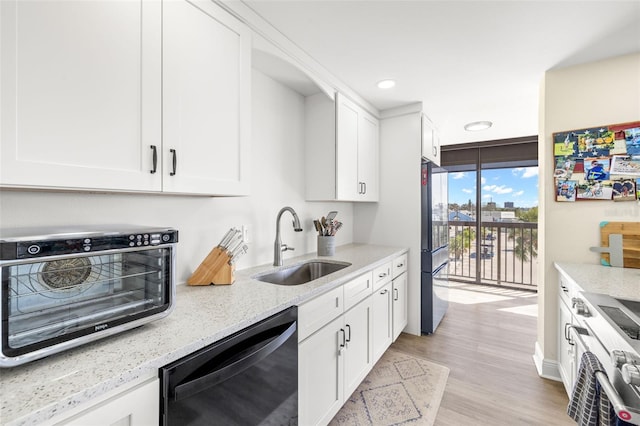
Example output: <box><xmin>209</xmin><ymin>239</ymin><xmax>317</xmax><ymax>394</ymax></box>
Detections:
<box><xmin>274</xmin><ymin>206</ymin><xmax>303</xmax><ymax>266</ymax></box>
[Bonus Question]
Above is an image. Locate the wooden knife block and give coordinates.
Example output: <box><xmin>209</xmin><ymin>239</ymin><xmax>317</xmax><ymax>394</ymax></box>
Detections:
<box><xmin>188</xmin><ymin>246</ymin><xmax>235</xmax><ymax>285</ymax></box>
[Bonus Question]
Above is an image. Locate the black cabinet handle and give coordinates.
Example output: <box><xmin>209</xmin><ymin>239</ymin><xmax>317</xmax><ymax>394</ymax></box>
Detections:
<box><xmin>394</xmin><ymin>288</ymin><xmax>399</xmax><ymax>301</ymax></box>
<box><xmin>363</xmin><ymin>182</ymin><xmax>367</xmax><ymax>194</ymax></box>
<box><xmin>380</xmin><ymin>289</ymin><xmax>388</xmax><ymax>295</ymax></box>
<box><xmin>345</xmin><ymin>324</ymin><xmax>351</xmax><ymax>343</ymax></box>
<box><xmin>170</xmin><ymin>149</ymin><xmax>177</xmax><ymax>176</ymax></box>
<box><xmin>339</xmin><ymin>328</ymin><xmax>346</xmax><ymax>348</ymax></box>
<box><xmin>150</xmin><ymin>145</ymin><xmax>158</xmax><ymax>174</ymax></box>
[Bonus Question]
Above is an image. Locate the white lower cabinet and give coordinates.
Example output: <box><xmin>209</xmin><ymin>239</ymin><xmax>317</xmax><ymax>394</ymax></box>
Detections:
<box><xmin>298</xmin><ymin>296</ymin><xmax>372</xmax><ymax>426</ymax></box>
<box><xmin>343</xmin><ymin>297</ymin><xmax>373</xmax><ymax>397</ymax></box>
<box><xmin>55</xmin><ymin>378</ymin><xmax>159</xmax><ymax>426</ymax></box>
<box><xmin>557</xmin><ymin>276</ymin><xmax>576</xmax><ymax>395</ymax></box>
<box><xmin>392</xmin><ymin>272</ymin><xmax>408</xmax><ymax>341</ymax></box>
<box><xmin>371</xmin><ymin>281</ymin><xmax>393</xmax><ymax>363</ymax></box>
<box><xmin>299</xmin><ymin>314</ymin><xmax>345</xmax><ymax>426</ymax></box>
<box><xmin>298</xmin><ymin>254</ymin><xmax>408</xmax><ymax>425</ymax></box>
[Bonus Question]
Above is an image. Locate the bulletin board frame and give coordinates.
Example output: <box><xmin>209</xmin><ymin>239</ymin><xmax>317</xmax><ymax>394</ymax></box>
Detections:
<box><xmin>553</xmin><ymin>121</ymin><xmax>640</xmax><ymax>202</ymax></box>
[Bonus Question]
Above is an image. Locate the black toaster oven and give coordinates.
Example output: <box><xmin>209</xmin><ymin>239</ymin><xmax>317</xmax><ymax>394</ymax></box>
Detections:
<box><xmin>0</xmin><ymin>226</ymin><xmax>178</xmax><ymax>367</ymax></box>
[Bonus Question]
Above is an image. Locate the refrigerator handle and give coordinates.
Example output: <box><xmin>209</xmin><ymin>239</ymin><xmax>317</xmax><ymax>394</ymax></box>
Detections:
<box><xmin>433</xmin><ymin>261</ymin><xmax>449</xmax><ymax>275</ymax></box>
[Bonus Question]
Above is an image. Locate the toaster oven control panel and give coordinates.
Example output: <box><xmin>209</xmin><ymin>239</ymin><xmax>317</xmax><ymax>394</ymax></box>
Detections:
<box><xmin>1</xmin><ymin>229</ymin><xmax>178</xmax><ymax>260</ymax></box>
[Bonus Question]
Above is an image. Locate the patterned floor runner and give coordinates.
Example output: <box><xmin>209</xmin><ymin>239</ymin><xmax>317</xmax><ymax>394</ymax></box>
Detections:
<box><xmin>329</xmin><ymin>349</ymin><xmax>449</xmax><ymax>426</ymax></box>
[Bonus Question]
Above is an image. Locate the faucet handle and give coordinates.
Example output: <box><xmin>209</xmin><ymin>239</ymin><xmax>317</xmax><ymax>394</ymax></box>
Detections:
<box><xmin>281</xmin><ymin>244</ymin><xmax>294</xmax><ymax>252</ymax></box>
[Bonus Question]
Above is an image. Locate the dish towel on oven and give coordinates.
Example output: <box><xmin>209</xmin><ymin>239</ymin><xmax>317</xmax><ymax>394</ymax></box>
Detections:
<box><xmin>567</xmin><ymin>351</ymin><xmax>625</xmax><ymax>426</ymax></box>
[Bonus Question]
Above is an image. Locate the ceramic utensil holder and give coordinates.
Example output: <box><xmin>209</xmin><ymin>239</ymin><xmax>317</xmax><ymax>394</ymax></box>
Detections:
<box><xmin>318</xmin><ymin>236</ymin><xmax>335</xmax><ymax>256</ymax></box>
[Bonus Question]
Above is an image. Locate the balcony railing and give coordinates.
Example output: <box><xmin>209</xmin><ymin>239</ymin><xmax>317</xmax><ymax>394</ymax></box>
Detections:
<box><xmin>448</xmin><ymin>220</ymin><xmax>538</xmax><ymax>288</ymax></box>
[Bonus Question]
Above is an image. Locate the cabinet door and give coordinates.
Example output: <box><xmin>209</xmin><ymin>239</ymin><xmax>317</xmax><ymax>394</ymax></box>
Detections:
<box><xmin>335</xmin><ymin>93</ymin><xmax>360</xmax><ymax>200</ymax></box>
<box><xmin>357</xmin><ymin>111</ymin><xmax>379</xmax><ymax>201</ymax></box>
<box><xmin>59</xmin><ymin>378</ymin><xmax>159</xmax><ymax>426</ymax></box>
<box><xmin>299</xmin><ymin>315</ymin><xmax>344</xmax><ymax>426</ymax></box>
<box><xmin>162</xmin><ymin>0</ymin><xmax>250</xmax><ymax>195</ymax></box>
<box><xmin>421</xmin><ymin>113</ymin><xmax>440</xmax><ymax>166</ymax></box>
<box><xmin>557</xmin><ymin>297</ymin><xmax>575</xmax><ymax>395</ymax></box>
<box><xmin>344</xmin><ymin>297</ymin><xmax>372</xmax><ymax>398</ymax></box>
<box><xmin>392</xmin><ymin>273</ymin><xmax>408</xmax><ymax>341</ymax></box>
<box><xmin>372</xmin><ymin>282</ymin><xmax>392</xmax><ymax>363</ymax></box>
<box><xmin>0</xmin><ymin>0</ymin><xmax>162</xmax><ymax>191</ymax></box>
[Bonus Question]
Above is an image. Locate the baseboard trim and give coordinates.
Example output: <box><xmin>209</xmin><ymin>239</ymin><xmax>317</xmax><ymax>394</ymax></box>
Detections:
<box><xmin>533</xmin><ymin>341</ymin><xmax>562</xmax><ymax>381</ymax></box>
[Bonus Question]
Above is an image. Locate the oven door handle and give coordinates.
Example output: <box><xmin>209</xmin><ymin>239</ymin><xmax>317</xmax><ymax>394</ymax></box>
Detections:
<box><xmin>574</xmin><ymin>324</ymin><xmax>640</xmax><ymax>424</ymax></box>
<box><xmin>171</xmin><ymin>321</ymin><xmax>296</xmax><ymax>402</ymax></box>
<box><xmin>566</xmin><ymin>325</ymin><xmax>589</xmax><ymax>350</ymax></box>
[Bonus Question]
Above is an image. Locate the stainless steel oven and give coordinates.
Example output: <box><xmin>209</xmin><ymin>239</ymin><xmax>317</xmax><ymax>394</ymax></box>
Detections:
<box><xmin>0</xmin><ymin>226</ymin><xmax>178</xmax><ymax>367</ymax></box>
<box><xmin>571</xmin><ymin>291</ymin><xmax>640</xmax><ymax>424</ymax></box>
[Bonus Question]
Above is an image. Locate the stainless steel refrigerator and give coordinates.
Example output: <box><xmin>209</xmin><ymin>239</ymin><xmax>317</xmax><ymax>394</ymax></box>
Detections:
<box><xmin>421</xmin><ymin>160</ymin><xmax>449</xmax><ymax>334</ymax></box>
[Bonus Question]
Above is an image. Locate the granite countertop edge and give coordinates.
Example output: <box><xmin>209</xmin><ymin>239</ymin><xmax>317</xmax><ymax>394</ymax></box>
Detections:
<box><xmin>554</xmin><ymin>261</ymin><xmax>640</xmax><ymax>299</ymax></box>
<box><xmin>2</xmin><ymin>243</ymin><xmax>408</xmax><ymax>426</ymax></box>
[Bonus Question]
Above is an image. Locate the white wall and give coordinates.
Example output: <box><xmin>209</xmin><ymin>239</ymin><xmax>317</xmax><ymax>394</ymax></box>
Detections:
<box><xmin>536</xmin><ymin>53</ymin><xmax>640</xmax><ymax>373</ymax></box>
<box><xmin>354</xmin><ymin>109</ymin><xmax>423</xmax><ymax>335</ymax></box>
<box><xmin>0</xmin><ymin>70</ymin><xmax>354</xmax><ymax>284</ymax></box>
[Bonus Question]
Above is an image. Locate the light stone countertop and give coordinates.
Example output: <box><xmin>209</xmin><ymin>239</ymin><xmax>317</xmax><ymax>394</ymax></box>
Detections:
<box><xmin>554</xmin><ymin>262</ymin><xmax>640</xmax><ymax>300</ymax></box>
<box><xmin>1</xmin><ymin>243</ymin><xmax>408</xmax><ymax>426</ymax></box>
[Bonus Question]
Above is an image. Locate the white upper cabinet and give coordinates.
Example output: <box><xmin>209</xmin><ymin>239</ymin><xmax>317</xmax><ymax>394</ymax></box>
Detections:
<box><xmin>305</xmin><ymin>92</ymin><xmax>379</xmax><ymax>202</ymax></box>
<box><xmin>421</xmin><ymin>113</ymin><xmax>441</xmax><ymax>166</ymax></box>
<box><xmin>162</xmin><ymin>0</ymin><xmax>250</xmax><ymax>195</ymax></box>
<box><xmin>0</xmin><ymin>0</ymin><xmax>162</xmax><ymax>191</ymax></box>
<box><xmin>356</xmin><ymin>111</ymin><xmax>379</xmax><ymax>201</ymax></box>
<box><xmin>0</xmin><ymin>0</ymin><xmax>250</xmax><ymax>195</ymax></box>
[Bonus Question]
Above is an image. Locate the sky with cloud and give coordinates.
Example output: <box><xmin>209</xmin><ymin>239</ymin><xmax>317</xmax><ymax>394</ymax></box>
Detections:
<box><xmin>448</xmin><ymin>166</ymin><xmax>538</xmax><ymax>208</ymax></box>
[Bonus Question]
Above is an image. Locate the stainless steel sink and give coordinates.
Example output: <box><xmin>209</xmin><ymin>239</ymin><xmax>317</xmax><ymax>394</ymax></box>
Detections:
<box><xmin>254</xmin><ymin>260</ymin><xmax>351</xmax><ymax>285</ymax></box>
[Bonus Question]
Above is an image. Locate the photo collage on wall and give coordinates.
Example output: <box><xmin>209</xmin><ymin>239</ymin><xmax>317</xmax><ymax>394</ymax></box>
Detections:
<box><xmin>553</xmin><ymin>121</ymin><xmax>640</xmax><ymax>202</ymax></box>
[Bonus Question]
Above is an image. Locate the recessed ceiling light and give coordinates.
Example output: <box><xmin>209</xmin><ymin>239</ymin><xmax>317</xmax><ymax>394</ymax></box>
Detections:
<box><xmin>464</xmin><ymin>121</ymin><xmax>493</xmax><ymax>131</ymax></box>
<box><xmin>377</xmin><ymin>79</ymin><xmax>396</xmax><ymax>89</ymax></box>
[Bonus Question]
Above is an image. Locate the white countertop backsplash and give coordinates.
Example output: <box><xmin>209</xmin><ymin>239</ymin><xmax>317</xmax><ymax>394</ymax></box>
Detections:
<box><xmin>554</xmin><ymin>262</ymin><xmax>640</xmax><ymax>300</ymax></box>
<box><xmin>1</xmin><ymin>243</ymin><xmax>407</xmax><ymax>426</ymax></box>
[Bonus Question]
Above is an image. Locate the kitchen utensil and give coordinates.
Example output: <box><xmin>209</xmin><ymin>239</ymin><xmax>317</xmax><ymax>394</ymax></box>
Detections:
<box><xmin>332</xmin><ymin>221</ymin><xmax>342</xmax><ymax>236</ymax></box>
<box><xmin>218</xmin><ymin>228</ymin><xmax>237</xmax><ymax>248</ymax></box>
<box><xmin>592</xmin><ymin>221</ymin><xmax>640</xmax><ymax>268</ymax></box>
<box><xmin>325</xmin><ymin>220</ymin><xmax>333</xmax><ymax>236</ymax></box>
<box><xmin>222</xmin><ymin>229</ymin><xmax>242</xmax><ymax>250</ymax></box>
<box><xmin>230</xmin><ymin>244</ymin><xmax>249</xmax><ymax>264</ymax></box>
<box><xmin>226</xmin><ymin>234</ymin><xmax>244</xmax><ymax>255</ymax></box>
<box><xmin>314</xmin><ymin>220</ymin><xmax>322</xmax><ymax>235</ymax></box>
<box><xmin>326</xmin><ymin>211</ymin><xmax>338</xmax><ymax>222</ymax></box>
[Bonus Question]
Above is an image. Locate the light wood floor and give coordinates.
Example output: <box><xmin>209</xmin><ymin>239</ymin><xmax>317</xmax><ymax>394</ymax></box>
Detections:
<box><xmin>391</xmin><ymin>282</ymin><xmax>574</xmax><ymax>426</ymax></box>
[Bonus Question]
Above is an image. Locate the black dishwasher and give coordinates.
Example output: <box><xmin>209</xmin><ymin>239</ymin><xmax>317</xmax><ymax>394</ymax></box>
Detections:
<box><xmin>160</xmin><ymin>307</ymin><xmax>298</xmax><ymax>425</ymax></box>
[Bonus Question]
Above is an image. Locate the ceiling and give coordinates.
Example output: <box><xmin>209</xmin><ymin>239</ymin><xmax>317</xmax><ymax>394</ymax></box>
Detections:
<box><xmin>243</xmin><ymin>0</ymin><xmax>640</xmax><ymax>145</ymax></box>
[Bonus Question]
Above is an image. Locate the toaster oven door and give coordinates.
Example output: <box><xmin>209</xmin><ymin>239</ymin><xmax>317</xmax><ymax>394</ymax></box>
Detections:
<box><xmin>1</xmin><ymin>246</ymin><xmax>174</xmax><ymax>363</ymax></box>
